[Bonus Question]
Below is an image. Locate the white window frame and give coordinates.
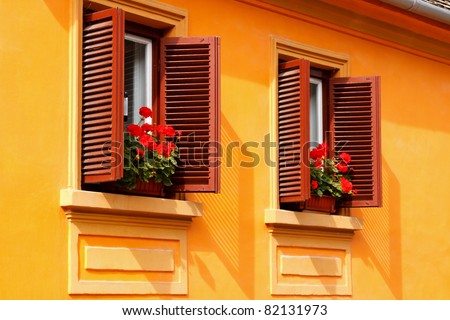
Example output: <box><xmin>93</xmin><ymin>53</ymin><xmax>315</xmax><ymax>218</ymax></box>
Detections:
<box><xmin>124</xmin><ymin>33</ymin><xmax>153</xmax><ymax>125</ymax></box>
<box><xmin>309</xmin><ymin>77</ymin><xmax>323</xmax><ymax>147</ymax></box>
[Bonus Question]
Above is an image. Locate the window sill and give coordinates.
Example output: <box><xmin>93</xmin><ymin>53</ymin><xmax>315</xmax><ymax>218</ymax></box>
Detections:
<box><xmin>60</xmin><ymin>188</ymin><xmax>202</xmax><ymax>295</ymax></box>
<box><xmin>60</xmin><ymin>188</ymin><xmax>203</xmax><ymax>220</ymax></box>
<box><xmin>265</xmin><ymin>208</ymin><xmax>362</xmax><ymax>233</ymax></box>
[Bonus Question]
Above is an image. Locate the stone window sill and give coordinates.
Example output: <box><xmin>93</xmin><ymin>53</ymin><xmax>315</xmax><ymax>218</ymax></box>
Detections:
<box><xmin>60</xmin><ymin>188</ymin><xmax>203</xmax><ymax>220</ymax></box>
<box><xmin>265</xmin><ymin>208</ymin><xmax>362</xmax><ymax>232</ymax></box>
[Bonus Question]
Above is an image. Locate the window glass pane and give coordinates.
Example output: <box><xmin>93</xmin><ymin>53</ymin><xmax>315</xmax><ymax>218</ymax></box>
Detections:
<box><xmin>124</xmin><ymin>35</ymin><xmax>152</xmax><ymax>128</ymax></box>
<box><xmin>310</xmin><ymin>77</ymin><xmax>323</xmax><ymax>147</ymax></box>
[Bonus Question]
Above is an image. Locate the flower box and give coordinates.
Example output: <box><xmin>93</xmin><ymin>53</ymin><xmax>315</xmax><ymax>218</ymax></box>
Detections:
<box><xmin>117</xmin><ymin>179</ymin><xmax>164</xmax><ymax>197</ymax></box>
<box><xmin>304</xmin><ymin>195</ymin><xmax>336</xmax><ymax>214</ymax></box>
<box><xmin>97</xmin><ymin>179</ymin><xmax>165</xmax><ymax>197</ymax></box>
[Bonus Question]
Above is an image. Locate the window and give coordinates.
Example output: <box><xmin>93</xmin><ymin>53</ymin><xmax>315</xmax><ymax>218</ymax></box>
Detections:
<box><xmin>80</xmin><ymin>8</ymin><xmax>221</xmax><ymax>194</ymax></box>
<box><xmin>277</xmin><ymin>58</ymin><xmax>382</xmax><ymax>209</ymax></box>
<box><xmin>124</xmin><ymin>33</ymin><xmax>152</xmax><ymax>128</ymax></box>
<box><xmin>309</xmin><ymin>77</ymin><xmax>323</xmax><ymax>147</ymax></box>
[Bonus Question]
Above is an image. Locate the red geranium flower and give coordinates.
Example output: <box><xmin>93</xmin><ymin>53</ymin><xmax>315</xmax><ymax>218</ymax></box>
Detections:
<box><xmin>317</xmin><ymin>142</ymin><xmax>328</xmax><ymax>153</ymax></box>
<box><xmin>336</xmin><ymin>162</ymin><xmax>348</xmax><ymax>173</ymax></box>
<box><xmin>138</xmin><ymin>134</ymin><xmax>156</xmax><ymax>150</ymax></box>
<box><xmin>157</xmin><ymin>142</ymin><xmax>176</xmax><ymax>157</ymax></box>
<box><xmin>163</xmin><ymin>126</ymin><xmax>176</xmax><ymax>137</ymax></box>
<box><xmin>141</xmin><ymin>123</ymin><xmax>153</xmax><ymax>132</ymax></box>
<box><xmin>165</xmin><ymin>142</ymin><xmax>176</xmax><ymax>157</ymax></box>
<box><xmin>339</xmin><ymin>152</ymin><xmax>351</xmax><ymax>164</ymax></box>
<box><xmin>340</xmin><ymin>177</ymin><xmax>353</xmax><ymax>193</ymax></box>
<box><xmin>139</xmin><ymin>106</ymin><xmax>153</xmax><ymax>119</ymax></box>
<box><xmin>313</xmin><ymin>158</ymin><xmax>323</xmax><ymax>169</ymax></box>
<box><xmin>310</xmin><ymin>148</ymin><xmax>320</xmax><ymax>160</ymax></box>
<box><xmin>126</xmin><ymin>124</ymin><xmax>143</xmax><ymax>137</ymax></box>
<box><xmin>310</xmin><ymin>142</ymin><xmax>328</xmax><ymax>160</ymax></box>
<box><xmin>311</xmin><ymin>180</ymin><xmax>319</xmax><ymax>190</ymax></box>
<box><xmin>155</xmin><ymin>124</ymin><xmax>165</xmax><ymax>135</ymax></box>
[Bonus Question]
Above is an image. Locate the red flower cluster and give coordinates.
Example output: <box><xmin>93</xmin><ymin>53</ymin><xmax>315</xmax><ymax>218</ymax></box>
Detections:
<box><xmin>126</xmin><ymin>106</ymin><xmax>180</xmax><ymax>158</ymax></box>
<box><xmin>126</xmin><ymin>124</ymin><xmax>143</xmax><ymax>138</ymax></box>
<box><xmin>310</xmin><ymin>143</ymin><xmax>351</xmax><ymax>174</ymax></box>
<box><xmin>339</xmin><ymin>152</ymin><xmax>351</xmax><ymax>164</ymax></box>
<box><xmin>340</xmin><ymin>177</ymin><xmax>353</xmax><ymax>193</ymax></box>
<box><xmin>120</xmin><ymin>106</ymin><xmax>181</xmax><ymax>189</ymax></box>
<box><xmin>309</xmin><ymin>142</ymin><xmax>357</xmax><ymax>198</ymax></box>
<box><xmin>138</xmin><ymin>134</ymin><xmax>156</xmax><ymax>151</ymax></box>
<box><xmin>157</xmin><ymin>141</ymin><xmax>177</xmax><ymax>157</ymax></box>
<box><xmin>139</xmin><ymin>106</ymin><xmax>153</xmax><ymax>118</ymax></box>
<box><xmin>141</xmin><ymin>123</ymin><xmax>152</xmax><ymax>132</ymax></box>
<box><xmin>336</xmin><ymin>162</ymin><xmax>348</xmax><ymax>173</ymax></box>
<box><xmin>133</xmin><ymin>122</ymin><xmax>181</xmax><ymax>138</ymax></box>
<box><xmin>310</xmin><ymin>142</ymin><xmax>328</xmax><ymax>160</ymax></box>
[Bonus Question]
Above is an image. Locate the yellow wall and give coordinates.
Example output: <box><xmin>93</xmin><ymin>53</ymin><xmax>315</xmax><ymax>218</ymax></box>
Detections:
<box><xmin>0</xmin><ymin>0</ymin><xmax>449</xmax><ymax>299</ymax></box>
<box><xmin>0</xmin><ymin>0</ymin><xmax>70</xmax><ymax>298</ymax></box>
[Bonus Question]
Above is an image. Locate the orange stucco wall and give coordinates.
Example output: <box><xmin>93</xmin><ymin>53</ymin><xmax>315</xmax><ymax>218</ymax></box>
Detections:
<box><xmin>0</xmin><ymin>0</ymin><xmax>70</xmax><ymax>298</ymax></box>
<box><xmin>0</xmin><ymin>0</ymin><xmax>449</xmax><ymax>299</ymax></box>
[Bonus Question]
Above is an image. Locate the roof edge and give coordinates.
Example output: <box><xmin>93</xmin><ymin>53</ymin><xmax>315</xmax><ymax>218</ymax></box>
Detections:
<box><xmin>380</xmin><ymin>0</ymin><xmax>450</xmax><ymax>24</ymax></box>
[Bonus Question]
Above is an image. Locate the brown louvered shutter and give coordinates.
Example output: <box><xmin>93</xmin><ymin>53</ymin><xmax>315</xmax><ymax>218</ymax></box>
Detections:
<box><xmin>278</xmin><ymin>59</ymin><xmax>311</xmax><ymax>204</ymax></box>
<box><xmin>160</xmin><ymin>37</ymin><xmax>221</xmax><ymax>193</ymax></box>
<box><xmin>82</xmin><ymin>8</ymin><xmax>124</xmax><ymax>184</ymax></box>
<box><xmin>330</xmin><ymin>76</ymin><xmax>382</xmax><ymax>207</ymax></box>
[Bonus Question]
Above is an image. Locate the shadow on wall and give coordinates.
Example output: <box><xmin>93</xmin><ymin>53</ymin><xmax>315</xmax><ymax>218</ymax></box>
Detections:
<box><xmin>188</xmin><ymin>114</ymin><xmax>256</xmax><ymax>299</ymax></box>
<box><xmin>43</xmin><ymin>0</ymin><xmax>70</xmax><ymax>30</ymax></box>
<box><xmin>352</xmin><ymin>158</ymin><xmax>402</xmax><ymax>298</ymax></box>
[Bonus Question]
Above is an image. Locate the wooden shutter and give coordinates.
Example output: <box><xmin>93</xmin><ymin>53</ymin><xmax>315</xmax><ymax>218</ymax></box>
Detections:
<box><xmin>330</xmin><ymin>76</ymin><xmax>382</xmax><ymax>207</ymax></box>
<box><xmin>81</xmin><ymin>8</ymin><xmax>124</xmax><ymax>184</ymax></box>
<box><xmin>278</xmin><ymin>59</ymin><xmax>311</xmax><ymax>203</ymax></box>
<box><xmin>160</xmin><ymin>37</ymin><xmax>221</xmax><ymax>193</ymax></box>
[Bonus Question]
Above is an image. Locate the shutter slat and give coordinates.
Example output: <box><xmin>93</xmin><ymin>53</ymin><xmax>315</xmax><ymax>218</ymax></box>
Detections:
<box><xmin>84</xmin><ymin>19</ymin><xmax>113</xmax><ymax>31</ymax></box>
<box><xmin>83</xmin><ymin>66</ymin><xmax>113</xmax><ymax>77</ymax></box>
<box><xmin>83</xmin><ymin>80</ymin><xmax>113</xmax><ymax>91</ymax></box>
<box><xmin>83</xmin><ymin>47</ymin><xmax>115</xmax><ymax>59</ymax></box>
<box><xmin>161</xmin><ymin>37</ymin><xmax>221</xmax><ymax>193</ymax></box>
<box><xmin>81</xmin><ymin>8</ymin><xmax>124</xmax><ymax>184</ymax></box>
<box><xmin>278</xmin><ymin>59</ymin><xmax>310</xmax><ymax>203</ymax></box>
<box><xmin>83</xmin><ymin>105</ymin><xmax>112</xmax><ymax>115</ymax></box>
<box><xmin>83</xmin><ymin>92</ymin><xmax>112</xmax><ymax>102</ymax></box>
<box><xmin>330</xmin><ymin>76</ymin><xmax>382</xmax><ymax>207</ymax></box>
<box><xmin>83</xmin><ymin>52</ymin><xmax>113</xmax><ymax>63</ymax></box>
<box><xmin>83</xmin><ymin>169</ymin><xmax>113</xmax><ymax>176</ymax></box>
